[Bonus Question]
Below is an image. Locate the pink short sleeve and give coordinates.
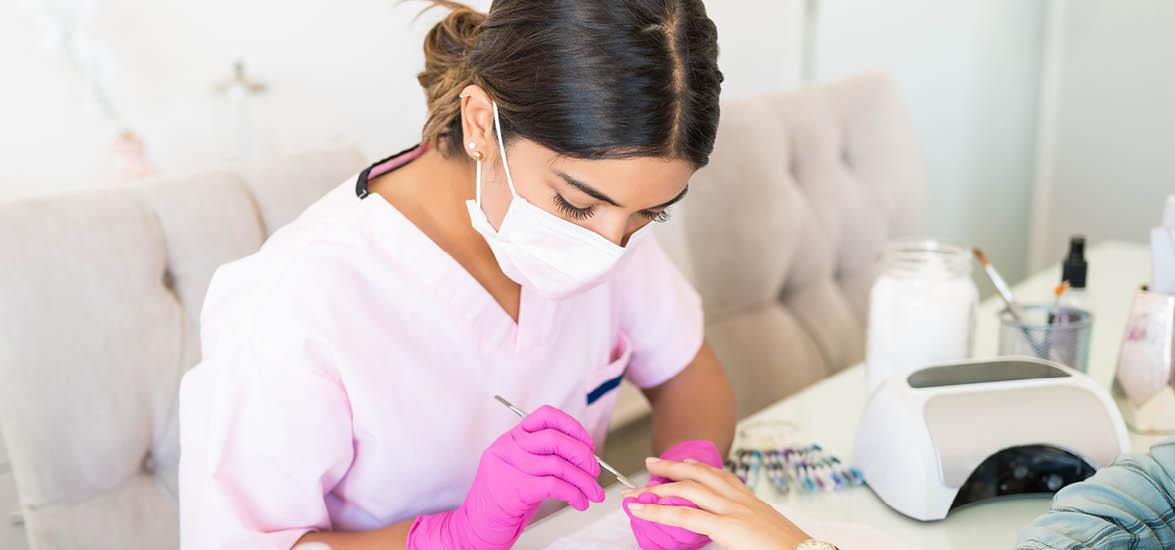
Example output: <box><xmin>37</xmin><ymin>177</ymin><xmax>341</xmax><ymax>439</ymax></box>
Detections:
<box><xmin>178</xmin><ymin>335</ymin><xmax>355</xmax><ymax>549</ymax></box>
<box><xmin>615</xmin><ymin>235</ymin><xmax>705</xmax><ymax>389</ymax></box>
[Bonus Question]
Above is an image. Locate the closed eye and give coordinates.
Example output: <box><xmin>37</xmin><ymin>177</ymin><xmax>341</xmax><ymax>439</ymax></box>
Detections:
<box><xmin>639</xmin><ymin>209</ymin><xmax>671</xmax><ymax>223</ymax></box>
<box><xmin>553</xmin><ymin>192</ymin><xmax>596</xmax><ymax>220</ymax></box>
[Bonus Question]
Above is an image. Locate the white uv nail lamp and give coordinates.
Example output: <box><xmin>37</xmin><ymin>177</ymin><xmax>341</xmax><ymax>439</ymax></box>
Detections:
<box><xmin>854</xmin><ymin>357</ymin><xmax>1130</xmax><ymax>521</ymax></box>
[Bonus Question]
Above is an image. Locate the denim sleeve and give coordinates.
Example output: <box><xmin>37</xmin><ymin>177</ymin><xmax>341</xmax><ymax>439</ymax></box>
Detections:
<box><xmin>1015</xmin><ymin>438</ymin><xmax>1175</xmax><ymax>550</ymax></box>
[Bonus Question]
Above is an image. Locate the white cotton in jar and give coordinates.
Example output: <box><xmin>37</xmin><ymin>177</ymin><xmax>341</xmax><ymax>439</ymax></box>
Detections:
<box><xmin>865</xmin><ymin>241</ymin><xmax>979</xmax><ymax>393</ymax></box>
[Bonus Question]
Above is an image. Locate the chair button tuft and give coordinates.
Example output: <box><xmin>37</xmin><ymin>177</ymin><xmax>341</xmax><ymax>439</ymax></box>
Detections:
<box><xmin>142</xmin><ymin>453</ymin><xmax>156</xmax><ymax>474</ymax></box>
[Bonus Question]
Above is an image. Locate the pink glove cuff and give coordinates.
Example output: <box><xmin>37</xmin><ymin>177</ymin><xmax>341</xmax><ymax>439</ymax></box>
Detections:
<box><xmin>406</xmin><ymin>511</ymin><xmax>443</xmax><ymax>550</ymax></box>
<box><xmin>407</xmin><ymin>508</ymin><xmax>518</xmax><ymax>550</ymax></box>
<box><xmin>407</xmin><ymin>511</ymin><xmax>459</xmax><ymax>550</ymax></box>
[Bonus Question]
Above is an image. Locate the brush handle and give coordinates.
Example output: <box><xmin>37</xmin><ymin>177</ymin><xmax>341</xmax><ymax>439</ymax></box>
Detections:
<box><xmin>985</xmin><ymin>265</ymin><xmax>1024</xmax><ymax>319</ymax></box>
<box><xmin>979</xmin><ymin>266</ymin><xmax>1055</xmax><ymax>357</ymax></box>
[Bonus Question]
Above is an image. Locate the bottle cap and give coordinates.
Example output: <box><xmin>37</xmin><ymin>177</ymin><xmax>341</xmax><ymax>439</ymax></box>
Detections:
<box><xmin>1062</xmin><ymin>235</ymin><xmax>1087</xmax><ymax>289</ymax></box>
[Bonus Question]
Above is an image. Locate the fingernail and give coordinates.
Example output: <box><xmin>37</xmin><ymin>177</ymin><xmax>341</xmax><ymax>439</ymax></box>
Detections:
<box><xmin>683</xmin><ymin>458</ymin><xmax>698</xmax><ymax>464</ymax></box>
<box><xmin>645</xmin><ymin>456</ymin><xmax>661</xmax><ymax>464</ymax></box>
<box><xmin>627</xmin><ymin>503</ymin><xmax>644</xmax><ymax>511</ymax></box>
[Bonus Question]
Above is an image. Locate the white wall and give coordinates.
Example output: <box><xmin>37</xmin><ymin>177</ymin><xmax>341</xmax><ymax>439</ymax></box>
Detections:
<box><xmin>0</xmin><ymin>0</ymin><xmax>803</xmax><ymax>201</ymax></box>
<box><xmin>1029</xmin><ymin>0</ymin><xmax>1175</xmax><ymax>271</ymax></box>
<box><xmin>706</xmin><ymin>0</ymin><xmax>806</xmax><ymax>94</ymax></box>
<box><xmin>812</xmin><ymin>0</ymin><xmax>1048</xmax><ymax>283</ymax></box>
<box><xmin>2</xmin><ymin>0</ymin><xmax>1058</xmax><ymax>285</ymax></box>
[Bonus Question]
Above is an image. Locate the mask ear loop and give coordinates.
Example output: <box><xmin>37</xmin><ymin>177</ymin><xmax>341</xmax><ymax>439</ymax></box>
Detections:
<box><xmin>475</xmin><ymin>158</ymin><xmax>482</xmax><ymax>205</ymax></box>
<box><xmin>490</xmin><ymin>101</ymin><xmax>519</xmax><ymax>198</ymax></box>
<box><xmin>459</xmin><ymin>91</ymin><xmax>487</xmax><ymax>207</ymax></box>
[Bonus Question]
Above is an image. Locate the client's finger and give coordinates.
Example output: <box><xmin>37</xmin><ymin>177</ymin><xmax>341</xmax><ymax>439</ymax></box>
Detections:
<box><xmin>637</xmin><ymin>480</ymin><xmax>733</xmax><ymax>515</ymax></box>
<box><xmin>626</xmin><ymin>500</ymin><xmax>720</xmax><ymax>536</ymax></box>
<box><xmin>645</xmin><ymin>458</ymin><xmax>745</xmax><ymax>500</ymax></box>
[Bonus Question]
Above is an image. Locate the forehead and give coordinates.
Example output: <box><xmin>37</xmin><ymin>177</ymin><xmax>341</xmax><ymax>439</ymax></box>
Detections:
<box><xmin>512</xmin><ymin>139</ymin><xmax>696</xmax><ymax>207</ymax></box>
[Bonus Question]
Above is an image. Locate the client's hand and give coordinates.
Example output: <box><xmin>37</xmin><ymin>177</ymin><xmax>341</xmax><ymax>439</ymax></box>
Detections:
<box><xmin>623</xmin><ymin>440</ymin><xmax>723</xmax><ymax>550</ymax></box>
<box><xmin>623</xmin><ymin>458</ymin><xmax>812</xmax><ymax>550</ymax></box>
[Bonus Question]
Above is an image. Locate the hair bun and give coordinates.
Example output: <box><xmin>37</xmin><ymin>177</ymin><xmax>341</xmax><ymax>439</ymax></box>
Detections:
<box><xmin>418</xmin><ymin>1</ymin><xmax>485</xmax><ymax>149</ymax></box>
<box><xmin>415</xmin><ymin>0</ymin><xmax>722</xmax><ymax>166</ymax></box>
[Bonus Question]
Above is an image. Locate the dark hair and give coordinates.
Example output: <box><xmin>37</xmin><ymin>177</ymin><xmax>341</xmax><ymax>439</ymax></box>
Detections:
<box><xmin>417</xmin><ymin>0</ymin><xmax>723</xmax><ymax>167</ymax></box>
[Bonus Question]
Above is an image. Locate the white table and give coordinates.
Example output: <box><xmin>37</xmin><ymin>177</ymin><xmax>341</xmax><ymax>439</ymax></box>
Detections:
<box><xmin>519</xmin><ymin>242</ymin><xmax>1165</xmax><ymax>549</ymax></box>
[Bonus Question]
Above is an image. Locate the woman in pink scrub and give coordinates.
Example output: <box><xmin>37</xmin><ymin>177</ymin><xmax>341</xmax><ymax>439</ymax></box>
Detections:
<box><xmin>178</xmin><ymin>1</ymin><xmax>734</xmax><ymax>548</ymax></box>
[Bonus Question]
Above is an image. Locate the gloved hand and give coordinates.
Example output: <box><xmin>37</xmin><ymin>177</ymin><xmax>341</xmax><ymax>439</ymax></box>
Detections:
<box><xmin>407</xmin><ymin>405</ymin><xmax>605</xmax><ymax>549</ymax></box>
<box><xmin>623</xmin><ymin>440</ymin><xmax>723</xmax><ymax>550</ymax></box>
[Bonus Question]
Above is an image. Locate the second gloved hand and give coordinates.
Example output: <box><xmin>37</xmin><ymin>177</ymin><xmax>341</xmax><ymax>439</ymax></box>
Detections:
<box><xmin>407</xmin><ymin>405</ymin><xmax>605</xmax><ymax>549</ymax></box>
<box><xmin>623</xmin><ymin>439</ymin><xmax>724</xmax><ymax>550</ymax></box>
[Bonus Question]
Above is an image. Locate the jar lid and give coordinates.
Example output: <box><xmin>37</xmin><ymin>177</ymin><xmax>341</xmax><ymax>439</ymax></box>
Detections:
<box><xmin>882</xmin><ymin>239</ymin><xmax>972</xmax><ymax>278</ymax></box>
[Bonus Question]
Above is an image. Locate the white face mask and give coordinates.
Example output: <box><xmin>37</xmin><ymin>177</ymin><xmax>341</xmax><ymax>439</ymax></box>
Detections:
<box><xmin>465</xmin><ymin>101</ymin><xmax>652</xmax><ymax>299</ymax></box>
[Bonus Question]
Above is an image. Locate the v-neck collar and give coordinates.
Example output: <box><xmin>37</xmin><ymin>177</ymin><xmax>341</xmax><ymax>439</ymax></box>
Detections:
<box><xmin>354</xmin><ymin>146</ymin><xmax>554</xmax><ymax>353</ymax></box>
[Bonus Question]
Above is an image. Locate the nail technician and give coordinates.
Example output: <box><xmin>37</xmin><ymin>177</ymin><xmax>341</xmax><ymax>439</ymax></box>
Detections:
<box><xmin>177</xmin><ymin>1</ymin><xmax>735</xmax><ymax>548</ymax></box>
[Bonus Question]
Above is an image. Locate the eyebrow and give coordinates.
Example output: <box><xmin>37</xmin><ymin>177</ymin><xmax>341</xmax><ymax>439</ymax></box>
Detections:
<box><xmin>653</xmin><ymin>186</ymin><xmax>689</xmax><ymax>210</ymax></box>
<box><xmin>554</xmin><ymin>170</ymin><xmax>690</xmax><ymax>211</ymax></box>
<box><xmin>555</xmin><ymin>170</ymin><xmax>622</xmax><ymax>207</ymax></box>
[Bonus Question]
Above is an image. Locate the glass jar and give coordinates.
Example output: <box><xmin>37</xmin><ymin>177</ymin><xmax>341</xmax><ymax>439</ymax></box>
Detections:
<box><xmin>866</xmin><ymin>240</ymin><xmax>979</xmax><ymax>392</ymax></box>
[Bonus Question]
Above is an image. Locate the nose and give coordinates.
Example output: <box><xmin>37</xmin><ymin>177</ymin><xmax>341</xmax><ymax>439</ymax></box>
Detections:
<box><xmin>595</xmin><ymin>214</ymin><xmax>650</xmax><ymax>247</ymax></box>
<box><xmin>617</xmin><ymin>220</ymin><xmax>652</xmax><ymax>247</ymax></box>
<box><xmin>587</xmin><ymin>219</ymin><xmax>627</xmax><ymax>247</ymax></box>
<box><xmin>602</xmin><ymin>226</ymin><xmax>628</xmax><ymax>247</ymax></box>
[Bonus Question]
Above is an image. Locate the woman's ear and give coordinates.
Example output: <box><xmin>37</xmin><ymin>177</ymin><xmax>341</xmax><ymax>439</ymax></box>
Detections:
<box><xmin>459</xmin><ymin>85</ymin><xmax>495</xmax><ymax>162</ymax></box>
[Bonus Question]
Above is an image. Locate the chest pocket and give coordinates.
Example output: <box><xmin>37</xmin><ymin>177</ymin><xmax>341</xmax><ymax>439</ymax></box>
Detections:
<box><xmin>581</xmin><ymin>333</ymin><xmax>633</xmax><ymax>446</ymax></box>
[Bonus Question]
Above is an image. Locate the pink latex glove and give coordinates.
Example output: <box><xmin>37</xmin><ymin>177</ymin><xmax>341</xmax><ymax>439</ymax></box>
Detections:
<box><xmin>407</xmin><ymin>405</ymin><xmax>605</xmax><ymax>549</ymax></box>
<box><xmin>623</xmin><ymin>440</ymin><xmax>723</xmax><ymax>550</ymax></box>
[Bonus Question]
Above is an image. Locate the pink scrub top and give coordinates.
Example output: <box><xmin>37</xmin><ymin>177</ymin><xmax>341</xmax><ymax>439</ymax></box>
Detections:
<box><xmin>177</xmin><ymin>145</ymin><xmax>704</xmax><ymax>549</ymax></box>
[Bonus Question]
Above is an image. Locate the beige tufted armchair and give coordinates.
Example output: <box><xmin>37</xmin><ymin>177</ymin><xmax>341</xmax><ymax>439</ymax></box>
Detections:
<box><xmin>0</xmin><ymin>73</ymin><xmax>921</xmax><ymax>548</ymax></box>
<box><xmin>621</xmin><ymin>72</ymin><xmax>924</xmax><ymax>423</ymax></box>
<box><xmin>0</xmin><ymin>148</ymin><xmax>367</xmax><ymax>549</ymax></box>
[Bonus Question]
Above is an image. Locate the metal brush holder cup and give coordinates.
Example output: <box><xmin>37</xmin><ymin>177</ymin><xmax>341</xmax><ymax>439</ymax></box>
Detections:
<box><xmin>998</xmin><ymin>305</ymin><xmax>1092</xmax><ymax>372</ymax></box>
<box><xmin>1113</xmin><ymin>286</ymin><xmax>1175</xmax><ymax>434</ymax></box>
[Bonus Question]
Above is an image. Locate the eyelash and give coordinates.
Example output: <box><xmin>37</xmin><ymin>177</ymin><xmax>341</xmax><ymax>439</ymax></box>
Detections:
<box><xmin>553</xmin><ymin>193</ymin><xmax>596</xmax><ymax>220</ymax></box>
<box><xmin>552</xmin><ymin>193</ymin><xmax>672</xmax><ymax>223</ymax></box>
<box><xmin>642</xmin><ymin>210</ymin><xmax>671</xmax><ymax>223</ymax></box>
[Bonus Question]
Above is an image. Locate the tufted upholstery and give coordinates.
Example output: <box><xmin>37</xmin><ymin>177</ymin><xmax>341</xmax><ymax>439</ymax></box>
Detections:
<box><xmin>648</xmin><ymin>72</ymin><xmax>925</xmax><ymax>419</ymax></box>
<box><xmin>0</xmin><ymin>147</ymin><xmax>366</xmax><ymax>549</ymax></box>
